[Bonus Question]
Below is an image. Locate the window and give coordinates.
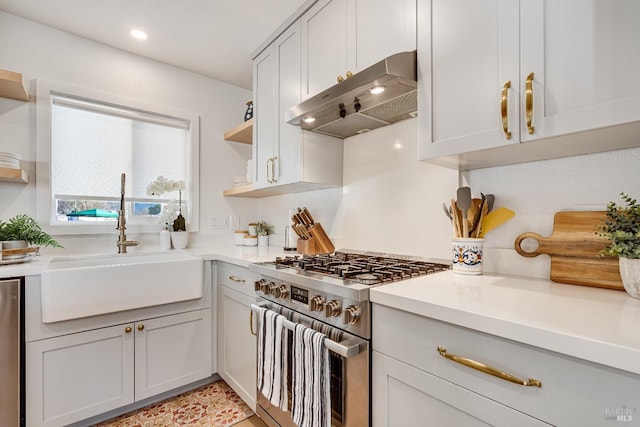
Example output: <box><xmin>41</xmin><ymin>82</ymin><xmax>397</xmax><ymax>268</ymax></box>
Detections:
<box><xmin>36</xmin><ymin>81</ymin><xmax>199</xmax><ymax>234</ymax></box>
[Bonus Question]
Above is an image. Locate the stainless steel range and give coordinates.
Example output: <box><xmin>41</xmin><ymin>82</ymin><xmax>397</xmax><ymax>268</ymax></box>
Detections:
<box><xmin>249</xmin><ymin>249</ymin><xmax>449</xmax><ymax>427</ymax></box>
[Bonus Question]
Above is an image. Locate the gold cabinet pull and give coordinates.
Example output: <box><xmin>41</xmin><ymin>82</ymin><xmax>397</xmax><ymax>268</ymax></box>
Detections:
<box><xmin>437</xmin><ymin>346</ymin><xmax>541</xmax><ymax>387</ymax></box>
<box><xmin>266</xmin><ymin>157</ymin><xmax>273</xmax><ymax>183</ymax></box>
<box><xmin>501</xmin><ymin>80</ymin><xmax>512</xmax><ymax>140</ymax></box>
<box><xmin>271</xmin><ymin>156</ymin><xmax>278</xmax><ymax>183</ymax></box>
<box><xmin>229</xmin><ymin>275</ymin><xmax>246</xmax><ymax>283</ymax></box>
<box><xmin>249</xmin><ymin>309</ymin><xmax>257</xmax><ymax>336</ymax></box>
<box><xmin>125</xmin><ymin>326</ymin><xmax>132</xmax><ymax>333</ymax></box>
<box><xmin>345</xmin><ymin>71</ymin><xmax>353</xmax><ymax>79</ymax></box>
<box><xmin>337</xmin><ymin>75</ymin><xmax>344</xmax><ymax>83</ymax></box>
<box><xmin>525</xmin><ymin>72</ymin><xmax>535</xmax><ymax>134</ymax></box>
<box><xmin>137</xmin><ymin>324</ymin><xmax>145</xmax><ymax>331</ymax></box>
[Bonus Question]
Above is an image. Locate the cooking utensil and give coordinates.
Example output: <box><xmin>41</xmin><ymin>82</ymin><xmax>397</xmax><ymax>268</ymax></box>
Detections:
<box><xmin>469</xmin><ymin>196</ymin><xmax>486</xmax><ymax>238</ymax></box>
<box><xmin>456</xmin><ymin>187</ymin><xmax>472</xmax><ymax>237</ymax></box>
<box><xmin>443</xmin><ymin>203</ymin><xmax>453</xmax><ymax>220</ymax></box>
<box><xmin>478</xmin><ymin>207</ymin><xmax>515</xmax><ymax>237</ymax></box>
<box><xmin>514</xmin><ymin>211</ymin><xmax>623</xmax><ymax>290</ymax></box>
<box><xmin>485</xmin><ymin>194</ymin><xmax>495</xmax><ymax>212</ymax></box>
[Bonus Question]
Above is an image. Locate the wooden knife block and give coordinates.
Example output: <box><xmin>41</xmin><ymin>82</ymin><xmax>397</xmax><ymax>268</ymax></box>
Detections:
<box><xmin>297</xmin><ymin>238</ymin><xmax>319</xmax><ymax>255</ymax></box>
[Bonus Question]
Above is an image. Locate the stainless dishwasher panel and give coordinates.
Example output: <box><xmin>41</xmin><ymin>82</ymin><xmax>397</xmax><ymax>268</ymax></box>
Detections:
<box><xmin>0</xmin><ymin>277</ymin><xmax>23</xmax><ymax>427</ymax></box>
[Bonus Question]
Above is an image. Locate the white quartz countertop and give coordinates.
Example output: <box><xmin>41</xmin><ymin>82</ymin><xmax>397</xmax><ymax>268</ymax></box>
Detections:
<box><xmin>370</xmin><ymin>271</ymin><xmax>640</xmax><ymax>375</ymax></box>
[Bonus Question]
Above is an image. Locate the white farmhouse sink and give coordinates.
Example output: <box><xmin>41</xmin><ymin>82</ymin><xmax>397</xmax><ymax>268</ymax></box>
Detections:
<box><xmin>40</xmin><ymin>251</ymin><xmax>203</xmax><ymax>323</ymax></box>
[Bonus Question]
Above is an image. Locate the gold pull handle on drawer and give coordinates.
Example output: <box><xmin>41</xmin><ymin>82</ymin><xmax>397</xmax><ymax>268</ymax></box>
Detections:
<box><xmin>125</xmin><ymin>327</ymin><xmax>132</xmax><ymax>333</ymax></box>
<box><xmin>501</xmin><ymin>80</ymin><xmax>512</xmax><ymax>140</ymax></box>
<box><xmin>229</xmin><ymin>275</ymin><xmax>246</xmax><ymax>283</ymax></box>
<box><xmin>525</xmin><ymin>72</ymin><xmax>535</xmax><ymax>135</ymax></box>
<box><xmin>337</xmin><ymin>75</ymin><xmax>344</xmax><ymax>83</ymax></box>
<box><xmin>249</xmin><ymin>309</ymin><xmax>257</xmax><ymax>336</ymax></box>
<box><xmin>138</xmin><ymin>324</ymin><xmax>145</xmax><ymax>331</ymax></box>
<box><xmin>437</xmin><ymin>346</ymin><xmax>541</xmax><ymax>387</ymax></box>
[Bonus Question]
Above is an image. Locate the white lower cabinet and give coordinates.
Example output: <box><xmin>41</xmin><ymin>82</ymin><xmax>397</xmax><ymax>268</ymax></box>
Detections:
<box><xmin>216</xmin><ymin>262</ymin><xmax>260</xmax><ymax>410</ymax></box>
<box><xmin>373</xmin><ymin>351</ymin><xmax>547</xmax><ymax>427</ymax></box>
<box><xmin>26</xmin><ymin>309</ymin><xmax>212</xmax><ymax>427</ymax></box>
<box><xmin>372</xmin><ymin>304</ymin><xmax>640</xmax><ymax>427</ymax></box>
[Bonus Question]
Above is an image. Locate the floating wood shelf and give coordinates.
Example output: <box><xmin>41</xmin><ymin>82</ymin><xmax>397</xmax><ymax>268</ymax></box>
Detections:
<box><xmin>0</xmin><ymin>167</ymin><xmax>29</xmax><ymax>184</ymax></box>
<box><xmin>223</xmin><ymin>118</ymin><xmax>253</xmax><ymax>144</ymax></box>
<box><xmin>0</xmin><ymin>69</ymin><xmax>30</xmax><ymax>101</ymax></box>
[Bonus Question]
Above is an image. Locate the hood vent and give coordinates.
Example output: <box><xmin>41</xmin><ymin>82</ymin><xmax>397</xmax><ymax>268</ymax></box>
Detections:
<box><xmin>285</xmin><ymin>51</ymin><xmax>417</xmax><ymax>139</ymax></box>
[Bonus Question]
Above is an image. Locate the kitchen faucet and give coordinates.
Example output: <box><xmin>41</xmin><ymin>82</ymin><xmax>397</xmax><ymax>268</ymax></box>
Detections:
<box><xmin>117</xmin><ymin>173</ymin><xmax>139</xmax><ymax>253</ymax></box>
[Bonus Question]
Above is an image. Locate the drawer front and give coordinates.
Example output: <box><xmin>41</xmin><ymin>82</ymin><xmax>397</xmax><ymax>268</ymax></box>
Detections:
<box><xmin>373</xmin><ymin>304</ymin><xmax>640</xmax><ymax>426</ymax></box>
<box><xmin>218</xmin><ymin>262</ymin><xmax>260</xmax><ymax>297</ymax></box>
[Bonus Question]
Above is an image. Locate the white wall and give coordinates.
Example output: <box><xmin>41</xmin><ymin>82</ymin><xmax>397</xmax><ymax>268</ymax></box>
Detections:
<box><xmin>0</xmin><ymin>11</ymin><xmax>256</xmax><ymax>253</ymax></box>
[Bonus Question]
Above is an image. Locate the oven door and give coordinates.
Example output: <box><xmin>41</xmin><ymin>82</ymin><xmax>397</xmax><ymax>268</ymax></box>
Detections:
<box><xmin>251</xmin><ymin>301</ymin><xmax>370</xmax><ymax>427</ymax></box>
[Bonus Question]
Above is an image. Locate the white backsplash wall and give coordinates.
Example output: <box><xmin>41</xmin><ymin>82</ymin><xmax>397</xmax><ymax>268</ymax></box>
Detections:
<box><xmin>463</xmin><ymin>146</ymin><xmax>640</xmax><ymax>278</ymax></box>
<box><xmin>0</xmin><ymin>11</ymin><xmax>254</xmax><ymax>253</ymax></box>
<box><xmin>257</xmin><ymin>119</ymin><xmax>459</xmax><ymax>260</ymax></box>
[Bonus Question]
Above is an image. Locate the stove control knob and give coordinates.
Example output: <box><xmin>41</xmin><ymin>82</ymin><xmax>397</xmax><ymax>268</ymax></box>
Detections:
<box><xmin>310</xmin><ymin>295</ymin><xmax>325</xmax><ymax>312</ymax></box>
<box><xmin>260</xmin><ymin>281</ymin><xmax>273</xmax><ymax>294</ymax></box>
<box><xmin>274</xmin><ymin>285</ymin><xmax>289</xmax><ymax>299</ymax></box>
<box><xmin>325</xmin><ymin>300</ymin><xmax>342</xmax><ymax>317</ymax></box>
<box><xmin>268</xmin><ymin>283</ymin><xmax>279</xmax><ymax>295</ymax></box>
<box><xmin>254</xmin><ymin>279</ymin><xmax>266</xmax><ymax>292</ymax></box>
<box><xmin>344</xmin><ymin>305</ymin><xmax>361</xmax><ymax>325</ymax></box>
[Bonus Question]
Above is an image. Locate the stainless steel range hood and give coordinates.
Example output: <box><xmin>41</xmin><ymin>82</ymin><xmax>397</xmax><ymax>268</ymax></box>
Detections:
<box><xmin>285</xmin><ymin>51</ymin><xmax>417</xmax><ymax>139</ymax></box>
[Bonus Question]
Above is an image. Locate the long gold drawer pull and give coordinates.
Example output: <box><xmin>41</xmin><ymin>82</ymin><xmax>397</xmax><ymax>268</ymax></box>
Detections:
<box><xmin>525</xmin><ymin>72</ymin><xmax>535</xmax><ymax>134</ymax></box>
<box><xmin>437</xmin><ymin>346</ymin><xmax>541</xmax><ymax>387</ymax></box>
<box><xmin>229</xmin><ymin>275</ymin><xmax>245</xmax><ymax>283</ymax></box>
<box><xmin>249</xmin><ymin>309</ymin><xmax>257</xmax><ymax>336</ymax></box>
<box><xmin>501</xmin><ymin>80</ymin><xmax>512</xmax><ymax>140</ymax></box>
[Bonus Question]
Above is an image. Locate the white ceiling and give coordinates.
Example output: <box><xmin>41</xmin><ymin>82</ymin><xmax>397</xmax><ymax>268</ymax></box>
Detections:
<box><xmin>0</xmin><ymin>0</ymin><xmax>306</xmax><ymax>89</ymax></box>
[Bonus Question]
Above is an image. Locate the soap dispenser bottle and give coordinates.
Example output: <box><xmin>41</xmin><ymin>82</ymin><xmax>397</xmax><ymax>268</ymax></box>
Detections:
<box><xmin>160</xmin><ymin>223</ymin><xmax>171</xmax><ymax>250</ymax></box>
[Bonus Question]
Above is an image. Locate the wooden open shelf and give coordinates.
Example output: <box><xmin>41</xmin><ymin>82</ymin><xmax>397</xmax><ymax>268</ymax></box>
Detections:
<box><xmin>0</xmin><ymin>167</ymin><xmax>28</xmax><ymax>184</ymax></box>
<box><xmin>0</xmin><ymin>69</ymin><xmax>29</xmax><ymax>102</ymax></box>
<box><xmin>223</xmin><ymin>118</ymin><xmax>253</xmax><ymax>144</ymax></box>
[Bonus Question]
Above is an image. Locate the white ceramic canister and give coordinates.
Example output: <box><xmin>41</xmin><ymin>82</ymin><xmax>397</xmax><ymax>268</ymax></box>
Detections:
<box><xmin>160</xmin><ymin>224</ymin><xmax>171</xmax><ymax>250</ymax></box>
<box><xmin>243</xmin><ymin>234</ymin><xmax>258</xmax><ymax>246</ymax></box>
<box><xmin>248</xmin><ymin>223</ymin><xmax>257</xmax><ymax>236</ymax></box>
<box><xmin>235</xmin><ymin>230</ymin><xmax>248</xmax><ymax>246</ymax></box>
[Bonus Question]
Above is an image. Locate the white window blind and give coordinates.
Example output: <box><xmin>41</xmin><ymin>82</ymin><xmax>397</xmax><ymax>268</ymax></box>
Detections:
<box><xmin>51</xmin><ymin>93</ymin><xmax>189</xmax><ymax>203</ymax></box>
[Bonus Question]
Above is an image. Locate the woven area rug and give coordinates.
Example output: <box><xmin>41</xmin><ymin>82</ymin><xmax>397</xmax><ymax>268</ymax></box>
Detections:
<box><xmin>96</xmin><ymin>380</ymin><xmax>254</xmax><ymax>427</ymax></box>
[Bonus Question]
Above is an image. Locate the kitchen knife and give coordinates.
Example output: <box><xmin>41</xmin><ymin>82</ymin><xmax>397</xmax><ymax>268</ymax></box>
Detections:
<box><xmin>302</xmin><ymin>207</ymin><xmax>316</xmax><ymax>224</ymax></box>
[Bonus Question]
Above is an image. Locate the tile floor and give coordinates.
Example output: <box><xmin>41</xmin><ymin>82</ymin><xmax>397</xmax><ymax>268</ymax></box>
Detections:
<box><xmin>96</xmin><ymin>380</ymin><xmax>266</xmax><ymax>427</ymax></box>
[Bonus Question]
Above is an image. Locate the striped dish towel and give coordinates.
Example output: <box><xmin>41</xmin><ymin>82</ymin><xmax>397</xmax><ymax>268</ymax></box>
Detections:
<box><xmin>257</xmin><ymin>308</ymin><xmax>288</xmax><ymax>411</ymax></box>
<box><xmin>291</xmin><ymin>323</ymin><xmax>330</xmax><ymax>427</ymax></box>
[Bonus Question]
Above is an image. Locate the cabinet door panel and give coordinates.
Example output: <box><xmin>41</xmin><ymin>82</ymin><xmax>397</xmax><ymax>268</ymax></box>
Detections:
<box><xmin>26</xmin><ymin>325</ymin><xmax>134</xmax><ymax>427</ymax></box>
<box><xmin>352</xmin><ymin>0</ymin><xmax>416</xmax><ymax>73</ymax></box>
<box><xmin>301</xmin><ymin>0</ymin><xmax>349</xmax><ymax>99</ymax></box>
<box><xmin>418</xmin><ymin>0</ymin><xmax>519</xmax><ymax>159</ymax></box>
<box><xmin>373</xmin><ymin>351</ymin><xmax>549</xmax><ymax>427</ymax></box>
<box><xmin>218</xmin><ymin>285</ymin><xmax>257</xmax><ymax>410</ymax></box>
<box><xmin>521</xmin><ymin>0</ymin><xmax>640</xmax><ymax>141</ymax></box>
<box><xmin>253</xmin><ymin>45</ymin><xmax>276</xmax><ymax>188</ymax></box>
<box><xmin>135</xmin><ymin>310</ymin><xmax>212</xmax><ymax>401</ymax></box>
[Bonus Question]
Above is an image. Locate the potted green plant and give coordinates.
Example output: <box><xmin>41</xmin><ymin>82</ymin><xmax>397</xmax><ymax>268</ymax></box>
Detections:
<box><xmin>255</xmin><ymin>220</ymin><xmax>274</xmax><ymax>247</ymax></box>
<box><xmin>0</xmin><ymin>214</ymin><xmax>62</xmax><ymax>260</ymax></box>
<box><xmin>597</xmin><ymin>192</ymin><xmax>640</xmax><ymax>299</ymax></box>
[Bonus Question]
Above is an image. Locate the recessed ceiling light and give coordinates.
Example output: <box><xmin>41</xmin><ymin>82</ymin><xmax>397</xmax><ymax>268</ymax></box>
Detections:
<box><xmin>303</xmin><ymin>117</ymin><xmax>316</xmax><ymax>124</ymax></box>
<box><xmin>369</xmin><ymin>85</ymin><xmax>386</xmax><ymax>95</ymax></box>
<box><xmin>130</xmin><ymin>29</ymin><xmax>148</xmax><ymax>40</ymax></box>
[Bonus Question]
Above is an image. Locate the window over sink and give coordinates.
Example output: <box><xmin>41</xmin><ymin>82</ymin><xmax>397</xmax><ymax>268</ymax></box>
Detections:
<box><xmin>35</xmin><ymin>80</ymin><xmax>200</xmax><ymax>234</ymax></box>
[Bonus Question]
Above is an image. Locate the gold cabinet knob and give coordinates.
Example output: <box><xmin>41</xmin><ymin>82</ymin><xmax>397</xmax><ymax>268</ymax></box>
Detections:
<box><xmin>137</xmin><ymin>324</ymin><xmax>145</xmax><ymax>331</ymax></box>
<box><xmin>346</xmin><ymin>71</ymin><xmax>353</xmax><ymax>79</ymax></box>
<box><xmin>125</xmin><ymin>326</ymin><xmax>132</xmax><ymax>333</ymax></box>
<box><xmin>337</xmin><ymin>75</ymin><xmax>344</xmax><ymax>83</ymax></box>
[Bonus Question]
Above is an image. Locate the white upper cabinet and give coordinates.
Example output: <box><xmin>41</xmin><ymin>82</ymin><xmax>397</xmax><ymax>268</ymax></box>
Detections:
<box><xmin>417</xmin><ymin>0</ymin><xmax>519</xmax><ymax>161</ymax></box>
<box><xmin>251</xmin><ymin>21</ymin><xmax>343</xmax><ymax>193</ymax></box>
<box><xmin>301</xmin><ymin>0</ymin><xmax>417</xmax><ymax>100</ymax></box>
<box><xmin>418</xmin><ymin>0</ymin><xmax>640</xmax><ymax>170</ymax></box>
<box><xmin>520</xmin><ymin>0</ymin><xmax>640</xmax><ymax>142</ymax></box>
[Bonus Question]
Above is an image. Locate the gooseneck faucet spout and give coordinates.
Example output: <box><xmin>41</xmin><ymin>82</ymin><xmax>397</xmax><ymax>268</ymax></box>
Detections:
<box><xmin>117</xmin><ymin>173</ymin><xmax>139</xmax><ymax>254</ymax></box>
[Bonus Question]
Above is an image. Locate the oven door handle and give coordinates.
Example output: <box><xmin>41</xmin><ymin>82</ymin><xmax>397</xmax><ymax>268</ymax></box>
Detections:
<box><xmin>250</xmin><ymin>303</ymin><xmax>366</xmax><ymax>358</ymax></box>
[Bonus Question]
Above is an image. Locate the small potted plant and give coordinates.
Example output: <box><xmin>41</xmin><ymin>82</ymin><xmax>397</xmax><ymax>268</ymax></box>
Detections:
<box><xmin>597</xmin><ymin>192</ymin><xmax>640</xmax><ymax>299</ymax></box>
<box><xmin>255</xmin><ymin>220</ymin><xmax>274</xmax><ymax>247</ymax></box>
<box><xmin>0</xmin><ymin>214</ymin><xmax>62</xmax><ymax>260</ymax></box>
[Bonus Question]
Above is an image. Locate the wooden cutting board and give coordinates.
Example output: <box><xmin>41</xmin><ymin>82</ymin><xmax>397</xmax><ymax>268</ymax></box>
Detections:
<box><xmin>514</xmin><ymin>211</ymin><xmax>623</xmax><ymax>290</ymax></box>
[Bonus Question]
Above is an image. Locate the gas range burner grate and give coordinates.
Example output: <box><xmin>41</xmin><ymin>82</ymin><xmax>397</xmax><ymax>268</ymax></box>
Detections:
<box><xmin>274</xmin><ymin>250</ymin><xmax>450</xmax><ymax>285</ymax></box>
